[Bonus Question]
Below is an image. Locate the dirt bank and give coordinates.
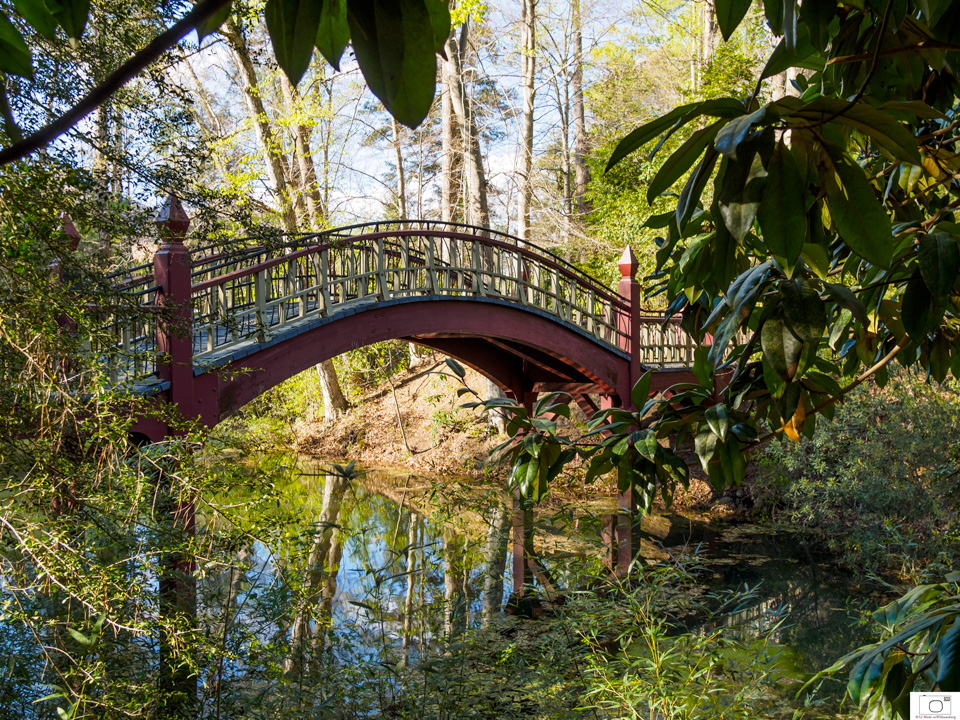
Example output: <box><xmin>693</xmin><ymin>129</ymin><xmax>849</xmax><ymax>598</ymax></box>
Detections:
<box><xmin>294</xmin><ymin>351</ymin><xmax>721</xmax><ymax>512</ymax></box>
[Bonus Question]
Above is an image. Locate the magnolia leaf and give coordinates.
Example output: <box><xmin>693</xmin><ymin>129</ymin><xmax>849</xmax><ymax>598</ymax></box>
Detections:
<box><xmin>195</xmin><ymin>0</ymin><xmax>232</xmax><ymax>42</ymax></box>
<box><xmin>758</xmin><ymin>141</ymin><xmax>806</xmax><ymax>268</ymax></box>
<box><xmin>694</xmin><ymin>429</ymin><xmax>719</xmax><ymax>472</ymax></box>
<box><xmin>716</xmin><ymin>0</ymin><xmax>752</xmax><ymax>40</ymax></box>
<box><xmin>0</xmin><ymin>14</ymin><xmax>32</xmax><ymax>78</ymax></box>
<box><xmin>444</xmin><ymin>357</ymin><xmax>465</xmax><ymax>378</ymax></box>
<box><xmin>714</xmin><ymin>105</ymin><xmax>769</xmax><ymax>160</ymax></box>
<box><xmin>718</xmin><ymin>136</ymin><xmax>770</xmax><ymax>241</ymax></box>
<box><xmin>13</xmin><ymin>0</ymin><xmax>59</xmax><ymax>40</ymax></box>
<box><xmin>780</xmin><ymin>278</ymin><xmax>826</xmax><ymax>345</ymax></box>
<box><xmin>760</xmin><ymin>27</ymin><xmax>821</xmax><ymax>79</ymax></box>
<box><xmin>902</xmin><ymin>270</ymin><xmax>937</xmax><ymax>341</ymax></box>
<box><xmin>647</xmin><ymin>121</ymin><xmax>723</xmax><ymax>203</ymax></box>
<box><xmin>315</xmin><ymin>0</ymin><xmax>349</xmax><ymax>69</ymax></box>
<box><xmin>52</xmin><ymin>0</ymin><xmax>87</xmax><ymax>39</ymax></box>
<box><xmin>266</xmin><ymin>0</ymin><xmax>322</xmax><ymax>86</ymax></box>
<box><xmin>424</xmin><ymin>0</ymin><xmax>450</xmax><ymax>54</ymax></box>
<box><xmin>629</xmin><ymin>371</ymin><xmax>652</xmax><ymax>412</ymax></box>
<box><xmin>799</xmin><ymin>0</ymin><xmax>836</xmax><ymax>50</ymax></box>
<box><xmin>918</xmin><ymin>232</ymin><xmax>960</xmax><ymax>299</ymax></box>
<box><xmin>938</xmin><ymin>621</ymin><xmax>960</xmax><ymax>691</ymax></box>
<box><xmin>761</xmin><ymin>313</ymin><xmax>803</xmax><ymax>379</ymax></box>
<box><xmin>677</xmin><ymin>146</ymin><xmax>719</xmax><ymax>231</ymax></box>
<box><xmin>705</xmin><ymin>404</ymin><xmax>729</xmax><ymax>442</ymax></box>
<box><xmin>824</xmin><ymin>282</ymin><xmax>869</xmax><ymax>326</ymax></box>
<box><xmin>823</xmin><ymin>153</ymin><xmax>894</xmax><ymax>267</ymax></box>
<box><xmin>795</xmin><ymin>98</ymin><xmax>921</xmax><ymax>165</ymax></box>
<box><xmin>347</xmin><ymin>0</ymin><xmax>439</xmax><ymax>128</ymax></box>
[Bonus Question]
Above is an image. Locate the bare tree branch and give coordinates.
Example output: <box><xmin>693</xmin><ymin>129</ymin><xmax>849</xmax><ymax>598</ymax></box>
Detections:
<box><xmin>0</xmin><ymin>0</ymin><xmax>232</xmax><ymax>166</ymax></box>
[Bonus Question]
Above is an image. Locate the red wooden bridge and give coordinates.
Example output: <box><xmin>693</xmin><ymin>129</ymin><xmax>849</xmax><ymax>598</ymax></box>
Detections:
<box><xmin>101</xmin><ymin>195</ymin><xmax>698</xmax><ymax>444</ymax></box>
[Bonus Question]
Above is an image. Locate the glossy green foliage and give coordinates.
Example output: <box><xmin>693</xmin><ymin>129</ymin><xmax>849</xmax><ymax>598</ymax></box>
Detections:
<box><xmin>808</xmin><ymin>575</ymin><xmax>960</xmax><ymax>718</ymax></box>
<box><xmin>603</xmin><ymin>0</ymin><xmax>960</xmax><ymax>507</ymax></box>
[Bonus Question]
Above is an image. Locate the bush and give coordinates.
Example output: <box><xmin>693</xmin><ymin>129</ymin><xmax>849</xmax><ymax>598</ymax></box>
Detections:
<box><xmin>756</xmin><ymin>372</ymin><xmax>960</xmax><ymax>580</ymax></box>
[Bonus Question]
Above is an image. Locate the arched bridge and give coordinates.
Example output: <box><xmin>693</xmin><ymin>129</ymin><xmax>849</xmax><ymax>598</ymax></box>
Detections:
<box><xmin>99</xmin><ymin>196</ymin><xmax>699</xmax><ymax>443</ymax></box>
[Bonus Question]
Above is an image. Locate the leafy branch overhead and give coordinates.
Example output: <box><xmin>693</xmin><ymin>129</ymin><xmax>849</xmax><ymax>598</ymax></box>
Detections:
<box><xmin>604</xmin><ymin>0</ymin><xmax>960</xmax><ymax>482</ymax></box>
<box><xmin>0</xmin><ymin>0</ymin><xmax>449</xmax><ymax>163</ymax></box>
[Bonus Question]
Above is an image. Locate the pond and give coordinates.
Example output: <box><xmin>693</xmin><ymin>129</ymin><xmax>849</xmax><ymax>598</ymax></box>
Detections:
<box><xmin>198</xmin><ymin>452</ymin><xmax>875</xmax><ymax>716</ymax></box>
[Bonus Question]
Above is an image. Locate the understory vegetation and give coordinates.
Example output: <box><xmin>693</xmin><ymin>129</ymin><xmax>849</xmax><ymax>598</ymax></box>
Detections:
<box><xmin>756</xmin><ymin>373</ymin><xmax>960</xmax><ymax>582</ymax></box>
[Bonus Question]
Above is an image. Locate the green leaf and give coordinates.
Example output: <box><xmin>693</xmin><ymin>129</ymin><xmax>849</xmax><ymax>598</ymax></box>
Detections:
<box><xmin>902</xmin><ymin>269</ymin><xmax>938</xmax><ymax>341</ymax></box>
<box><xmin>760</xmin><ymin>27</ymin><xmax>821</xmax><ymax>79</ymax></box>
<box><xmin>918</xmin><ymin>232</ymin><xmax>960</xmax><ymax>299</ymax></box>
<box><xmin>694</xmin><ymin>429</ymin><xmax>719</xmax><ymax>472</ymax></box>
<box><xmin>716</xmin><ymin>0</ymin><xmax>752</xmax><ymax>40</ymax></box>
<box><xmin>444</xmin><ymin>357</ymin><xmax>465</xmax><ymax>378</ymax></box>
<box><xmin>0</xmin><ymin>14</ymin><xmax>32</xmax><ymax>78</ymax></box>
<box><xmin>13</xmin><ymin>0</ymin><xmax>59</xmax><ymax>40</ymax></box>
<box><xmin>938</xmin><ymin>621</ymin><xmax>960</xmax><ymax>691</ymax></box>
<box><xmin>718</xmin><ymin>136</ymin><xmax>769</xmax><ymax>241</ymax></box>
<box><xmin>798</xmin><ymin>0</ymin><xmax>836</xmax><ymax>50</ymax></box>
<box><xmin>66</xmin><ymin>627</ymin><xmax>92</xmax><ymax>646</ymax></box>
<box><xmin>52</xmin><ymin>0</ymin><xmax>87</xmax><ymax>39</ymax></box>
<box><xmin>758</xmin><ymin>141</ymin><xmax>806</xmax><ymax>268</ymax></box>
<box><xmin>823</xmin><ymin>153</ymin><xmax>894</xmax><ymax>267</ymax></box>
<box><xmin>780</xmin><ymin>278</ymin><xmax>826</xmax><ymax>345</ymax></box>
<box><xmin>315</xmin><ymin>0</ymin><xmax>349</xmax><ymax>68</ymax></box>
<box><xmin>195</xmin><ymin>0</ymin><xmax>232</xmax><ymax>43</ymax></box>
<box><xmin>629</xmin><ymin>371</ymin><xmax>652</xmax><ymax>412</ymax></box>
<box><xmin>676</xmin><ymin>146</ymin><xmax>719</xmax><ymax>231</ymax></box>
<box><xmin>266</xmin><ymin>0</ymin><xmax>321</xmax><ymax>86</ymax></box>
<box><xmin>823</xmin><ymin>282</ymin><xmax>869</xmax><ymax>326</ymax></box>
<box><xmin>705</xmin><ymin>404</ymin><xmax>729</xmax><ymax>442</ymax></box>
<box><xmin>347</xmin><ymin>0</ymin><xmax>439</xmax><ymax>128</ymax></box>
<box><xmin>714</xmin><ymin>105</ymin><xmax>769</xmax><ymax>161</ymax></box>
<box><xmin>606</xmin><ymin>99</ymin><xmax>743</xmax><ymax>171</ymax></box>
<box><xmin>761</xmin><ymin>313</ymin><xmax>802</xmax><ymax>379</ymax></box>
<box><xmin>424</xmin><ymin>0</ymin><xmax>450</xmax><ymax>54</ymax></box>
<box><xmin>764</xmin><ymin>0</ymin><xmax>783</xmax><ymax>33</ymax></box>
<box><xmin>794</xmin><ymin>98</ymin><xmax>921</xmax><ymax>164</ymax></box>
<box><xmin>647</xmin><ymin>121</ymin><xmax>723</xmax><ymax>204</ymax></box>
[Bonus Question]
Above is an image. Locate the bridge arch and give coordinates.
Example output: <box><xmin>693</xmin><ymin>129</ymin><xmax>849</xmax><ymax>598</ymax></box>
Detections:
<box><xmin>190</xmin><ymin>296</ymin><xmax>631</xmax><ymax>427</ymax></box>
<box><xmin>109</xmin><ymin>199</ymin><xmax>697</xmax><ymax>442</ymax></box>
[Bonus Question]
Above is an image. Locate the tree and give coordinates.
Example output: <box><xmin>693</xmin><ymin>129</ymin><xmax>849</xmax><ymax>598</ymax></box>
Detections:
<box><xmin>0</xmin><ymin>0</ymin><xmax>452</xmax><ymax>166</ymax></box>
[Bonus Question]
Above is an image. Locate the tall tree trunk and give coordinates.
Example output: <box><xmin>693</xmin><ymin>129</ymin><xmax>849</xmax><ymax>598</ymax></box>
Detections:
<box><xmin>224</xmin><ymin>18</ymin><xmax>297</xmax><ymax>233</ymax></box>
<box><xmin>402</xmin><ymin>513</ymin><xmax>418</xmax><ymax>649</ymax></box>
<box><xmin>699</xmin><ymin>0</ymin><xmax>718</xmax><ymax>88</ymax></box>
<box><xmin>518</xmin><ymin>0</ymin><xmax>536</xmax><ymax>241</ymax></box>
<box><xmin>482</xmin><ymin>503</ymin><xmax>510</xmax><ymax>627</ymax></box>
<box><xmin>443</xmin><ymin>22</ymin><xmax>489</xmax><ymax>227</ymax></box>
<box><xmin>571</xmin><ymin>0</ymin><xmax>591</xmax><ymax>216</ymax></box>
<box><xmin>443</xmin><ymin>528</ymin><xmax>466</xmax><ymax>640</ymax></box>
<box><xmin>281</xmin><ymin>74</ymin><xmax>324</xmax><ymax>230</ymax></box>
<box><xmin>441</xmin><ymin>70</ymin><xmax>458</xmax><ymax>223</ymax></box>
<box><xmin>227</xmin><ymin>19</ymin><xmax>347</xmax><ymax>419</ymax></box>
<box><xmin>286</xmin><ymin>472</ymin><xmax>349</xmax><ymax>675</ymax></box>
<box><xmin>391</xmin><ymin>116</ymin><xmax>407</xmax><ymax>221</ymax></box>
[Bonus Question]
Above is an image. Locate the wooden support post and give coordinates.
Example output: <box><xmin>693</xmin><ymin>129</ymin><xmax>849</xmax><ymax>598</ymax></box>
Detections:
<box><xmin>154</xmin><ymin>193</ymin><xmax>194</xmax><ymax>424</ymax></box>
<box><xmin>152</xmin><ymin>193</ymin><xmax>197</xmax><ymax>709</ymax></box>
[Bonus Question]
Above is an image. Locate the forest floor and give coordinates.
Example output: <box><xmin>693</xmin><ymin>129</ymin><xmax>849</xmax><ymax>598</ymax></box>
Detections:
<box><xmin>294</xmin><ymin>352</ymin><xmax>731</xmax><ymax>515</ymax></box>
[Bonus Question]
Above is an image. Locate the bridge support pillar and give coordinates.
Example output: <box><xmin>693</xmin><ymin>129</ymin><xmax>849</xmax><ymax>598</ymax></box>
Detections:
<box><xmin>152</xmin><ymin>194</ymin><xmax>198</xmax><ymax>709</ymax></box>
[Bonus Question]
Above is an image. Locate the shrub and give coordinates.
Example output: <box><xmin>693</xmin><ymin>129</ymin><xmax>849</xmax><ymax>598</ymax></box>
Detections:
<box><xmin>756</xmin><ymin>372</ymin><xmax>960</xmax><ymax>580</ymax></box>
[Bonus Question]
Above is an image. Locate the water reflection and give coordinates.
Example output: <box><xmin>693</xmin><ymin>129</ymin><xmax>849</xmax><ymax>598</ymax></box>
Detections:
<box><xmin>200</xmin><ymin>455</ymin><xmax>871</xmax><ymax>704</ymax></box>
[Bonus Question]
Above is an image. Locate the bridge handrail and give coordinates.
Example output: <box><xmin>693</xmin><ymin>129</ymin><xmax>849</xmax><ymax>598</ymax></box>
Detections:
<box><xmin>190</xmin><ymin>229</ymin><xmax>632</xmax><ymax>312</ymax></box>
<box><xmin>185</xmin><ymin>221</ymin><xmax>616</xmax><ymax>295</ymax></box>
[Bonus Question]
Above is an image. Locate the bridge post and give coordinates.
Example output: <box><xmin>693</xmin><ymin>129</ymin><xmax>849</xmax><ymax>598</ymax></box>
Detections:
<box><xmin>613</xmin><ymin>246</ymin><xmax>644</xmax><ymax>577</ymax></box>
<box><xmin>152</xmin><ymin>194</ymin><xmax>198</xmax><ymax>708</ymax></box>
<box><xmin>153</xmin><ymin>193</ymin><xmax>194</xmax><ymax>428</ymax></box>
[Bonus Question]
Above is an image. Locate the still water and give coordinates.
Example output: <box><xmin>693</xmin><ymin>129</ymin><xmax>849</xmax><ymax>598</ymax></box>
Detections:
<box><xmin>210</xmin><ymin>453</ymin><xmax>874</xmax><ymax>686</ymax></box>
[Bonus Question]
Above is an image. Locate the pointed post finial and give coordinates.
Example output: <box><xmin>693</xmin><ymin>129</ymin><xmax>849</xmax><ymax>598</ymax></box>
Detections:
<box><xmin>618</xmin><ymin>245</ymin><xmax>638</xmax><ymax>281</ymax></box>
<box><xmin>61</xmin><ymin>213</ymin><xmax>81</xmax><ymax>252</ymax></box>
<box><xmin>155</xmin><ymin>193</ymin><xmax>190</xmax><ymax>243</ymax></box>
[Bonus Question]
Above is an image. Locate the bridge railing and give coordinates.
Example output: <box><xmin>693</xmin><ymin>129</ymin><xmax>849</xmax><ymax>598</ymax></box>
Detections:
<box><xmin>189</xmin><ymin>229</ymin><xmax>632</xmax><ymax>361</ymax></box>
